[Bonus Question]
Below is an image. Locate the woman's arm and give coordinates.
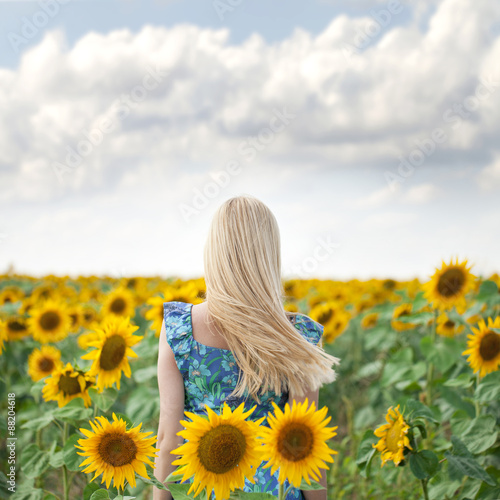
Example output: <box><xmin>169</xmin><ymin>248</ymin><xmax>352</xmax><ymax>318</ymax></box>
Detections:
<box><xmin>153</xmin><ymin>319</ymin><xmax>185</xmax><ymax>500</ymax></box>
<box><xmin>287</xmin><ymin>387</ymin><xmax>328</xmax><ymax>500</ymax></box>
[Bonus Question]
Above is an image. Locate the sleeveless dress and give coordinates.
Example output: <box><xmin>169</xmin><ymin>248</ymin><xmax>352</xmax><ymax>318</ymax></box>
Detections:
<box><xmin>163</xmin><ymin>301</ymin><xmax>324</xmax><ymax>500</ymax></box>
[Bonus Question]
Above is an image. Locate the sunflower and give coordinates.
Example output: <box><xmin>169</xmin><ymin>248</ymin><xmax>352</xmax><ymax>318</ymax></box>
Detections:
<box><xmin>373</xmin><ymin>405</ymin><xmax>412</xmax><ymax>466</ymax></box>
<box><xmin>67</xmin><ymin>304</ymin><xmax>84</xmax><ymax>333</ymax></box>
<box><xmin>144</xmin><ymin>295</ymin><xmax>165</xmax><ymax>337</ymax></box>
<box><xmin>361</xmin><ymin>312</ymin><xmax>379</xmax><ymax>330</ymax></box>
<box><xmin>42</xmin><ymin>362</ymin><xmax>95</xmax><ymax>407</ymax></box>
<box><xmin>423</xmin><ymin>259</ymin><xmax>476</xmax><ymax>311</ymax></box>
<box><xmin>164</xmin><ymin>283</ymin><xmax>204</xmax><ymax>305</ymax></box>
<box><xmin>80</xmin><ymin>305</ymin><xmax>100</xmax><ymax>328</ymax></box>
<box><xmin>171</xmin><ymin>403</ymin><xmax>264</xmax><ymax>500</ymax></box>
<box><xmin>81</xmin><ymin>315</ymin><xmax>143</xmax><ymax>392</ymax></box>
<box><xmin>0</xmin><ymin>317</ymin><xmax>7</xmax><ymax>354</ymax></box>
<box><xmin>259</xmin><ymin>398</ymin><xmax>338</xmax><ymax>488</ymax></box>
<box><xmin>28</xmin><ymin>299</ymin><xmax>71</xmax><ymax>344</ymax></box>
<box><xmin>77</xmin><ymin>330</ymin><xmax>101</xmax><ymax>350</ymax></box>
<box><xmin>436</xmin><ymin>313</ymin><xmax>464</xmax><ymax>338</ymax></box>
<box><xmin>391</xmin><ymin>303</ymin><xmax>416</xmax><ymax>331</ymax></box>
<box><xmin>28</xmin><ymin>345</ymin><xmax>63</xmax><ymax>381</ymax></box>
<box><xmin>284</xmin><ymin>301</ymin><xmax>299</xmax><ymax>313</ymax></box>
<box><xmin>0</xmin><ymin>286</ymin><xmax>24</xmax><ymax>305</ymax></box>
<box><xmin>309</xmin><ymin>302</ymin><xmax>350</xmax><ymax>343</ymax></box>
<box><xmin>76</xmin><ymin>412</ymin><xmax>159</xmax><ymax>490</ymax></box>
<box><xmin>102</xmin><ymin>287</ymin><xmax>136</xmax><ymax>318</ymax></box>
<box><xmin>462</xmin><ymin>317</ymin><xmax>500</xmax><ymax>377</ymax></box>
<box><xmin>5</xmin><ymin>315</ymin><xmax>30</xmax><ymax>341</ymax></box>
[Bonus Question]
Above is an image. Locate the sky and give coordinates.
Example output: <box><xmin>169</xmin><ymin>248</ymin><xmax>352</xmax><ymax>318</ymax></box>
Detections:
<box><xmin>1</xmin><ymin>0</ymin><xmax>499</xmax><ymax>281</ymax></box>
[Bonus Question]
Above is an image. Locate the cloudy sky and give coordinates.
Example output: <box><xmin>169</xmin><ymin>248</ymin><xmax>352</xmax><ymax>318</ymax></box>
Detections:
<box><xmin>1</xmin><ymin>0</ymin><xmax>499</xmax><ymax>281</ymax></box>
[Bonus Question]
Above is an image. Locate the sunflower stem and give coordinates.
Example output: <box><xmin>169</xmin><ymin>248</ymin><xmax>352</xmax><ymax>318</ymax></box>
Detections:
<box><xmin>425</xmin><ymin>310</ymin><xmax>438</xmax><ymax>407</ymax></box>
<box><xmin>62</xmin><ymin>422</ymin><xmax>70</xmax><ymax>500</ymax></box>
<box><xmin>420</xmin><ymin>479</ymin><xmax>429</xmax><ymax>500</ymax></box>
<box><xmin>278</xmin><ymin>481</ymin><xmax>285</xmax><ymax>500</ymax></box>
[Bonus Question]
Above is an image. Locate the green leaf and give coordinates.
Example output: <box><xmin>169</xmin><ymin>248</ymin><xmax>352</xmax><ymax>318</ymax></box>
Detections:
<box><xmin>89</xmin><ymin>387</ymin><xmax>118</xmax><ymax>411</ymax></box>
<box><xmin>444</xmin><ymin>436</ymin><xmax>495</xmax><ymax>486</ymax></box>
<box><xmin>135</xmin><ymin>464</ymin><xmax>168</xmax><ymax>490</ymax></box>
<box><xmin>30</xmin><ymin>379</ymin><xmax>46</xmax><ymax>398</ymax></box>
<box><xmin>475</xmin><ymin>466</ymin><xmax>500</xmax><ymax>499</ymax></box>
<box><xmin>83</xmin><ymin>483</ymin><xmax>102</xmax><ymax>500</ymax></box>
<box><xmin>420</xmin><ymin>337</ymin><xmax>464</xmax><ymax>373</ymax></box>
<box><xmin>409</xmin><ymin>450</ymin><xmax>440</xmax><ymax>480</ymax></box>
<box><xmin>20</xmin><ymin>412</ymin><xmax>54</xmax><ymax>431</ymax></box>
<box><xmin>456</xmin><ymin>415</ymin><xmax>498</xmax><ymax>454</ymax></box>
<box><xmin>167</xmin><ymin>483</ymin><xmax>195</xmax><ymax>500</ymax></box>
<box><xmin>164</xmin><ymin>471</ymin><xmax>185</xmax><ymax>484</ymax></box>
<box><xmin>298</xmin><ymin>478</ymin><xmax>325</xmax><ymax>490</ymax></box>
<box><xmin>20</xmin><ymin>444</ymin><xmax>51</xmax><ymax>479</ymax></box>
<box><xmin>356</xmin><ymin>429</ymin><xmax>378</xmax><ymax>478</ymax></box>
<box><xmin>444</xmin><ymin>373</ymin><xmax>473</xmax><ymax>389</ymax></box>
<box><xmin>90</xmin><ymin>490</ymin><xmax>111</xmax><ymax>500</ymax></box>
<box><xmin>439</xmin><ymin>387</ymin><xmax>475</xmax><ymax>417</ymax></box>
<box><xmin>133</xmin><ymin>365</ymin><xmax>158</xmax><ymax>383</ymax></box>
<box><xmin>63</xmin><ymin>434</ymin><xmax>84</xmax><ymax>471</ymax></box>
<box><xmin>10</xmin><ymin>483</ymin><xmax>45</xmax><ymax>500</ymax></box>
<box><xmin>475</xmin><ymin>371</ymin><xmax>500</xmax><ymax>402</ymax></box>
<box><xmin>53</xmin><ymin>400</ymin><xmax>93</xmax><ymax>423</ymax></box>
<box><xmin>404</xmin><ymin>399</ymin><xmax>439</xmax><ymax>424</ymax></box>
<box><xmin>476</xmin><ymin>280</ymin><xmax>499</xmax><ymax>300</ymax></box>
<box><xmin>49</xmin><ymin>450</ymin><xmax>64</xmax><ymax>468</ymax></box>
<box><xmin>230</xmin><ymin>494</ymin><xmax>276</xmax><ymax>500</ymax></box>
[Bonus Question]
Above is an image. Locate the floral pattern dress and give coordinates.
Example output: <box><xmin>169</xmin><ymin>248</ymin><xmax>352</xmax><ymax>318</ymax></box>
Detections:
<box><xmin>163</xmin><ymin>301</ymin><xmax>324</xmax><ymax>500</ymax></box>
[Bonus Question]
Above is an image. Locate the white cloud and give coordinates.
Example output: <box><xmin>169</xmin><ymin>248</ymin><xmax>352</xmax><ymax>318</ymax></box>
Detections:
<box><xmin>404</xmin><ymin>183</ymin><xmax>440</xmax><ymax>204</ymax></box>
<box><xmin>0</xmin><ymin>0</ymin><xmax>499</xmax><ymax>207</ymax></box>
<box><xmin>354</xmin><ymin>182</ymin><xmax>439</xmax><ymax>207</ymax></box>
<box><xmin>477</xmin><ymin>155</ymin><xmax>500</xmax><ymax>190</ymax></box>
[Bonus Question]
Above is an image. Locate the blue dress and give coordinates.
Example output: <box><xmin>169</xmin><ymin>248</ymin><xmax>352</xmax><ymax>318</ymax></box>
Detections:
<box><xmin>163</xmin><ymin>301</ymin><xmax>324</xmax><ymax>500</ymax></box>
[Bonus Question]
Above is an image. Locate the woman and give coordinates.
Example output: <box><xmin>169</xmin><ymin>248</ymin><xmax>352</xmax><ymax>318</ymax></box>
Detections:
<box><xmin>154</xmin><ymin>195</ymin><xmax>340</xmax><ymax>500</ymax></box>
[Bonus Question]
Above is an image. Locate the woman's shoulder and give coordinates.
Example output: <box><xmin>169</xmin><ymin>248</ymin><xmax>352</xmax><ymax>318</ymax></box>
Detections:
<box><xmin>290</xmin><ymin>312</ymin><xmax>324</xmax><ymax>346</ymax></box>
<box><xmin>163</xmin><ymin>301</ymin><xmax>193</xmax><ymax>345</ymax></box>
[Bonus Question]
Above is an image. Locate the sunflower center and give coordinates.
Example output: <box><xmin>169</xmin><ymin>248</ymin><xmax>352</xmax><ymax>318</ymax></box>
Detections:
<box><xmin>197</xmin><ymin>424</ymin><xmax>246</xmax><ymax>474</ymax></box>
<box><xmin>39</xmin><ymin>357</ymin><xmax>55</xmax><ymax>373</ymax></box>
<box><xmin>383</xmin><ymin>279</ymin><xmax>396</xmax><ymax>290</ymax></box>
<box><xmin>99</xmin><ymin>335</ymin><xmax>127</xmax><ymax>370</ymax></box>
<box><xmin>386</xmin><ymin>421</ymin><xmax>403</xmax><ymax>453</ymax></box>
<box><xmin>444</xmin><ymin>320</ymin><xmax>455</xmax><ymax>329</ymax></box>
<box><xmin>318</xmin><ymin>310</ymin><xmax>334</xmax><ymax>324</ymax></box>
<box><xmin>98</xmin><ymin>432</ymin><xmax>137</xmax><ymax>467</ymax></box>
<box><xmin>277</xmin><ymin>422</ymin><xmax>314</xmax><ymax>462</ymax></box>
<box><xmin>39</xmin><ymin>311</ymin><xmax>61</xmax><ymax>331</ymax></box>
<box><xmin>8</xmin><ymin>320</ymin><xmax>27</xmax><ymax>332</ymax></box>
<box><xmin>58</xmin><ymin>374</ymin><xmax>82</xmax><ymax>396</ymax></box>
<box><xmin>479</xmin><ymin>332</ymin><xmax>500</xmax><ymax>361</ymax></box>
<box><xmin>397</xmin><ymin>309</ymin><xmax>411</xmax><ymax>318</ymax></box>
<box><xmin>437</xmin><ymin>268</ymin><xmax>465</xmax><ymax>298</ymax></box>
<box><xmin>110</xmin><ymin>298</ymin><xmax>127</xmax><ymax>314</ymax></box>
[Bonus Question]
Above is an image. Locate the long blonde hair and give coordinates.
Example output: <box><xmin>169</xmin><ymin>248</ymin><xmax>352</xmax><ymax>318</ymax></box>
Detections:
<box><xmin>203</xmin><ymin>194</ymin><xmax>340</xmax><ymax>402</ymax></box>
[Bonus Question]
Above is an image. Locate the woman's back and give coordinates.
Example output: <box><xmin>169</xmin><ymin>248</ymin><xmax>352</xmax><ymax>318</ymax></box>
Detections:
<box><xmin>163</xmin><ymin>300</ymin><xmax>324</xmax><ymax>499</ymax></box>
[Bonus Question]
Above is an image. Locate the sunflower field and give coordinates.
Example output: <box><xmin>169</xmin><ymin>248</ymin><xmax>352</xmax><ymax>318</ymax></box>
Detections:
<box><xmin>1</xmin><ymin>259</ymin><xmax>500</xmax><ymax>500</ymax></box>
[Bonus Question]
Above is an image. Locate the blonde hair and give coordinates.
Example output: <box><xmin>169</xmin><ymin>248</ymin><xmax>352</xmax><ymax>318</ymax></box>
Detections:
<box><xmin>203</xmin><ymin>194</ymin><xmax>340</xmax><ymax>402</ymax></box>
